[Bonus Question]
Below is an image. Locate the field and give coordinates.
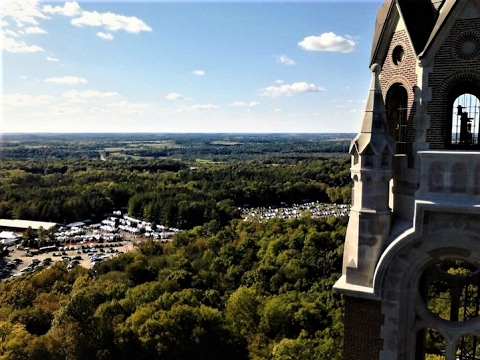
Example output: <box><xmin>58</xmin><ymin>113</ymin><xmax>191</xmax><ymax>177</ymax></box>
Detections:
<box><xmin>0</xmin><ymin>133</ymin><xmax>353</xmax><ymax>161</ymax></box>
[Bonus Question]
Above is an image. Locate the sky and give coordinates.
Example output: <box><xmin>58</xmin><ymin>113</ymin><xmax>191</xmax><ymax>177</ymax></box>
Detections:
<box><xmin>2</xmin><ymin>0</ymin><xmax>384</xmax><ymax>133</ymax></box>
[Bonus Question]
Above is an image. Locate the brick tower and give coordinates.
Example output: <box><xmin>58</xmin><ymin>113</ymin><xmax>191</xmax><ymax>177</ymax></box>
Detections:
<box><xmin>334</xmin><ymin>1</ymin><xmax>480</xmax><ymax>359</ymax></box>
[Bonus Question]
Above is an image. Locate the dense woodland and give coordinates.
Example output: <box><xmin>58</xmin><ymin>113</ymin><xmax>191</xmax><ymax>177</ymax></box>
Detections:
<box><xmin>0</xmin><ymin>134</ymin><xmax>351</xmax><ymax>229</ymax></box>
<box><xmin>0</xmin><ymin>216</ymin><xmax>346</xmax><ymax>360</ymax></box>
<box><xmin>0</xmin><ymin>134</ymin><xmax>351</xmax><ymax>359</ymax></box>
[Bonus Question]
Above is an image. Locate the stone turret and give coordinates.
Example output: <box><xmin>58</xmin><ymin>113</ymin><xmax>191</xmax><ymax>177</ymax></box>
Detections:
<box><xmin>341</xmin><ymin>64</ymin><xmax>396</xmax><ymax>287</ymax></box>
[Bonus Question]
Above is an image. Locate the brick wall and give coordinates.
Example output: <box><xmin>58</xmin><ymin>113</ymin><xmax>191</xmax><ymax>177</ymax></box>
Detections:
<box><xmin>380</xmin><ymin>29</ymin><xmax>418</xmax><ymax>167</ymax></box>
<box><xmin>427</xmin><ymin>18</ymin><xmax>480</xmax><ymax>148</ymax></box>
<box><xmin>343</xmin><ymin>296</ymin><xmax>384</xmax><ymax>360</ymax></box>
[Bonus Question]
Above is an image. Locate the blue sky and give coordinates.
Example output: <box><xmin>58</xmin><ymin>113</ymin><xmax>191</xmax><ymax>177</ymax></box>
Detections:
<box><xmin>2</xmin><ymin>0</ymin><xmax>383</xmax><ymax>133</ymax></box>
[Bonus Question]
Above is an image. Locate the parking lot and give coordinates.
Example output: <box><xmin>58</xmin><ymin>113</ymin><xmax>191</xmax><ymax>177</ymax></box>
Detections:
<box><xmin>0</xmin><ymin>241</ymin><xmax>134</xmax><ymax>280</ymax></box>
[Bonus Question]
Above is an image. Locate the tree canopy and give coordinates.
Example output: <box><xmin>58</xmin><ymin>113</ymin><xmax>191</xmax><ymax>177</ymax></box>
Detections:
<box><xmin>0</xmin><ymin>216</ymin><xmax>346</xmax><ymax>359</ymax></box>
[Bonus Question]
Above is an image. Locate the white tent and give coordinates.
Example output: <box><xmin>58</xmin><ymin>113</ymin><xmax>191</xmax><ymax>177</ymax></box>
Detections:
<box><xmin>0</xmin><ymin>231</ymin><xmax>19</xmax><ymax>245</ymax></box>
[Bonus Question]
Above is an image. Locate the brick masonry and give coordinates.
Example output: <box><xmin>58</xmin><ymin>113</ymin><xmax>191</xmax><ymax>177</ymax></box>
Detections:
<box><xmin>343</xmin><ymin>296</ymin><xmax>384</xmax><ymax>360</ymax></box>
<box><xmin>427</xmin><ymin>18</ymin><xmax>480</xmax><ymax>149</ymax></box>
<box><xmin>380</xmin><ymin>29</ymin><xmax>418</xmax><ymax>167</ymax></box>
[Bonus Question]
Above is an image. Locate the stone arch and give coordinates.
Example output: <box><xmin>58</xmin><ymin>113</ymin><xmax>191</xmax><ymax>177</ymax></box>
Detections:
<box><xmin>437</xmin><ymin>70</ymin><xmax>480</xmax><ymax>99</ymax></box>
<box><xmin>373</xmin><ymin>217</ymin><xmax>480</xmax><ymax>360</ymax></box>
<box><xmin>352</xmin><ymin>147</ymin><xmax>359</xmax><ymax>166</ymax></box>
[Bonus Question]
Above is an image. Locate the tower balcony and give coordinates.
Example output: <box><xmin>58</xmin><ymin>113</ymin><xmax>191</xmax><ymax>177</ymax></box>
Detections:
<box><xmin>416</xmin><ymin>150</ymin><xmax>480</xmax><ymax>202</ymax></box>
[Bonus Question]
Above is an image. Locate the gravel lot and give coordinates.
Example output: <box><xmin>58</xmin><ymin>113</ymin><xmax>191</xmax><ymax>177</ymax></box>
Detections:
<box><xmin>0</xmin><ymin>241</ymin><xmax>135</xmax><ymax>280</ymax></box>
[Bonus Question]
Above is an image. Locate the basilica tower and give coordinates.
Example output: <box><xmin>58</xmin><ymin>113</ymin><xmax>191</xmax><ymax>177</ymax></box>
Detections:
<box><xmin>334</xmin><ymin>1</ymin><xmax>480</xmax><ymax>359</ymax></box>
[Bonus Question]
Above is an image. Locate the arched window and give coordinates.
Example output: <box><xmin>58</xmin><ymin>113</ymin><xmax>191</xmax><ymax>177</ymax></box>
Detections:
<box><xmin>363</xmin><ymin>145</ymin><xmax>375</xmax><ymax>167</ymax></box>
<box><xmin>386</xmin><ymin>83</ymin><xmax>408</xmax><ymax>154</ymax></box>
<box><xmin>352</xmin><ymin>148</ymin><xmax>359</xmax><ymax>166</ymax></box>
<box><xmin>417</xmin><ymin>258</ymin><xmax>480</xmax><ymax>360</ymax></box>
<box><xmin>447</xmin><ymin>84</ymin><xmax>480</xmax><ymax>149</ymax></box>
<box><xmin>417</xmin><ymin>327</ymin><xmax>446</xmax><ymax>359</ymax></box>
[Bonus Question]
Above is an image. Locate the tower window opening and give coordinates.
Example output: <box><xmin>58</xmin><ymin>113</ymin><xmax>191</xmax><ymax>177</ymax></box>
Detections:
<box><xmin>450</xmin><ymin>93</ymin><xmax>480</xmax><ymax>148</ymax></box>
<box><xmin>386</xmin><ymin>84</ymin><xmax>408</xmax><ymax>154</ymax></box>
<box><xmin>423</xmin><ymin>259</ymin><xmax>480</xmax><ymax>322</ymax></box>
<box><xmin>418</xmin><ymin>327</ymin><xmax>446</xmax><ymax>359</ymax></box>
<box><xmin>417</xmin><ymin>259</ymin><xmax>480</xmax><ymax>360</ymax></box>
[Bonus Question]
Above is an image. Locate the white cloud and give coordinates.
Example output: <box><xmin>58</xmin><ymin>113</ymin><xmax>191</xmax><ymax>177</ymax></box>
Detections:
<box><xmin>25</xmin><ymin>26</ymin><xmax>47</xmax><ymax>34</ymax></box>
<box><xmin>107</xmin><ymin>101</ymin><xmax>148</xmax><ymax>115</ymax></box>
<box><xmin>3</xmin><ymin>93</ymin><xmax>55</xmax><ymax>107</ymax></box>
<box><xmin>50</xmin><ymin>105</ymin><xmax>83</xmax><ymax>115</ymax></box>
<box><xmin>46</xmin><ymin>56</ymin><xmax>59</xmax><ymax>61</ymax></box>
<box><xmin>3</xmin><ymin>29</ymin><xmax>19</xmax><ymax>37</ymax></box>
<box><xmin>230</xmin><ymin>101</ymin><xmax>260</xmax><ymax>107</ymax></box>
<box><xmin>97</xmin><ymin>32</ymin><xmax>114</xmax><ymax>40</ymax></box>
<box><xmin>176</xmin><ymin>104</ymin><xmax>218</xmax><ymax>113</ymax></box>
<box><xmin>63</xmin><ymin>90</ymin><xmax>120</xmax><ymax>99</ymax></box>
<box><xmin>3</xmin><ymin>0</ymin><xmax>48</xmax><ymax>27</ymax></box>
<box><xmin>108</xmin><ymin>101</ymin><xmax>147</xmax><ymax>109</ymax></box>
<box><xmin>45</xmin><ymin>76</ymin><xmax>88</xmax><ymax>85</ymax></box>
<box><xmin>274</xmin><ymin>108</ymin><xmax>282</xmax><ymax>112</ymax></box>
<box><xmin>276</xmin><ymin>55</ymin><xmax>295</xmax><ymax>65</ymax></box>
<box><xmin>42</xmin><ymin>2</ymin><xmax>82</xmax><ymax>17</ymax></box>
<box><xmin>298</xmin><ymin>32</ymin><xmax>356</xmax><ymax>53</ymax></box>
<box><xmin>65</xmin><ymin>98</ymin><xmax>87</xmax><ymax>104</ymax></box>
<box><xmin>275</xmin><ymin>80</ymin><xmax>284</xmax><ymax>84</ymax></box>
<box><xmin>71</xmin><ymin>11</ymin><xmax>152</xmax><ymax>33</ymax></box>
<box><xmin>261</xmin><ymin>82</ymin><xmax>325</xmax><ymax>97</ymax></box>
<box><xmin>1</xmin><ymin>20</ymin><xmax>9</xmax><ymax>27</ymax></box>
<box><xmin>192</xmin><ymin>70</ymin><xmax>205</xmax><ymax>76</ymax></box>
<box><xmin>166</xmin><ymin>93</ymin><xmax>186</xmax><ymax>100</ymax></box>
<box><xmin>2</xmin><ymin>37</ymin><xmax>44</xmax><ymax>52</ymax></box>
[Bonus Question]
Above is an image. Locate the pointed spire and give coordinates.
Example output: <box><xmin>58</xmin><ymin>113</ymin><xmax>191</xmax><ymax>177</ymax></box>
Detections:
<box><xmin>361</xmin><ymin>64</ymin><xmax>389</xmax><ymax>133</ymax></box>
<box><xmin>350</xmin><ymin>64</ymin><xmax>396</xmax><ymax>156</ymax></box>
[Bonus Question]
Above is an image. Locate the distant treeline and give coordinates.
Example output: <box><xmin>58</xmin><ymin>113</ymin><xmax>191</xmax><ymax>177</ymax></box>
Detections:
<box><xmin>0</xmin><ymin>157</ymin><xmax>351</xmax><ymax>229</ymax></box>
<box><xmin>0</xmin><ymin>133</ymin><xmax>352</xmax><ymax>161</ymax></box>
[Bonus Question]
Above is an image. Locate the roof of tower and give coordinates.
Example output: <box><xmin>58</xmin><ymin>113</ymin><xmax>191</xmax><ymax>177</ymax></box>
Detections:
<box><xmin>370</xmin><ymin>0</ymin><xmax>444</xmax><ymax>65</ymax></box>
<box><xmin>397</xmin><ymin>0</ymin><xmax>437</xmax><ymax>53</ymax></box>
<box><xmin>350</xmin><ymin>64</ymin><xmax>396</xmax><ymax>156</ymax></box>
<box><xmin>419</xmin><ymin>0</ymin><xmax>459</xmax><ymax>58</ymax></box>
<box><xmin>370</xmin><ymin>0</ymin><xmax>395</xmax><ymax>66</ymax></box>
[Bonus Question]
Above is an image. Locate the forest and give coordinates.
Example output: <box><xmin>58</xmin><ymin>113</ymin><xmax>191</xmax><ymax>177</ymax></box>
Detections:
<box><xmin>0</xmin><ymin>216</ymin><xmax>346</xmax><ymax>360</ymax></box>
<box><xmin>0</xmin><ymin>134</ymin><xmax>351</xmax><ymax>359</ymax></box>
<box><xmin>0</xmin><ymin>134</ymin><xmax>352</xmax><ymax>229</ymax></box>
